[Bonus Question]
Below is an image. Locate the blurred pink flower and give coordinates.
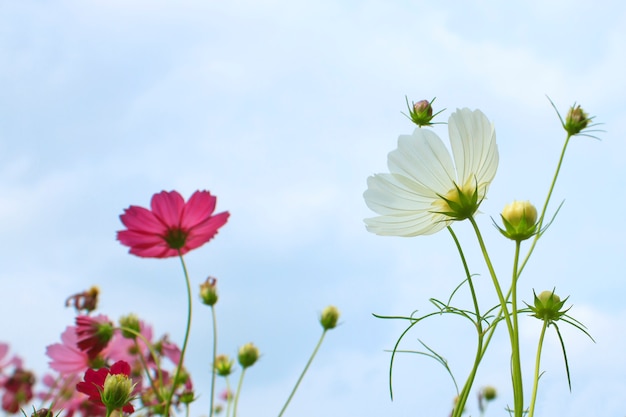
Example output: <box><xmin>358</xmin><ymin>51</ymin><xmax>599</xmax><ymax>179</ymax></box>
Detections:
<box><xmin>117</xmin><ymin>190</ymin><xmax>229</xmax><ymax>258</ymax></box>
<box><xmin>0</xmin><ymin>343</ymin><xmax>21</xmax><ymax>373</ymax></box>
<box><xmin>38</xmin><ymin>373</ymin><xmax>86</xmax><ymax>417</ymax></box>
<box><xmin>2</xmin><ymin>368</ymin><xmax>35</xmax><ymax>413</ymax></box>
<box><xmin>76</xmin><ymin>315</ymin><xmax>114</xmax><ymax>359</ymax></box>
<box><xmin>106</xmin><ymin>322</ymin><xmax>154</xmax><ymax>366</ymax></box>
<box><xmin>46</xmin><ymin>326</ymin><xmax>91</xmax><ymax>375</ymax></box>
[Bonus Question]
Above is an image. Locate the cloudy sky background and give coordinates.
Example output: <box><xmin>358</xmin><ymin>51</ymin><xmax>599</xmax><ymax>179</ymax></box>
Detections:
<box><xmin>1</xmin><ymin>1</ymin><xmax>625</xmax><ymax>416</ymax></box>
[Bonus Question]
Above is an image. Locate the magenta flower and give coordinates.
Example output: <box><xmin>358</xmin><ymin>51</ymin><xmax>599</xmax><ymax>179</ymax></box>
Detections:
<box><xmin>117</xmin><ymin>190</ymin><xmax>230</xmax><ymax>258</ymax></box>
<box><xmin>76</xmin><ymin>315</ymin><xmax>114</xmax><ymax>359</ymax></box>
<box><xmin>76</xmin><ymin>360</ymin><xmax>135</xmax><ymax>414</ymax></box>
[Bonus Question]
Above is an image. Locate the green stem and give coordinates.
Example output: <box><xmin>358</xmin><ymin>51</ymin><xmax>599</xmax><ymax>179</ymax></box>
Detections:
<box><xmin>209</xmin><ymin>306</ymin><xmax>218</xmax><ymax>417</ymax></box>
<box><xmin>277</xmin><ymin>330</ymin><xmax>328</xmax><ymax>417</ymax></box>
<box><xmin>447</xmin><ymin>227</ymin><xmax>484</xmax><ymax>417</ymax></box>
<box><xmin>527</xmin><ymin>320</ymin><xmax>549</xmax><ymax>417</ymax></box>
<box><xmin>232</xmin><ymin>368</ymin><xmax>247</xmax><ymax>417</ymax></box>
<box><xmin>510</xmin><ymin>241</ymin><xmax>523</xmax><ymax>417</ymax></box>
<box><xmin>468</xmin><ymin>216</ymin><xmax>522</xmax><ymax>416</ymax></box>
<box><xmin>165</xmin><ymin>253</ymin><xmax>194</xmax><ymax>416</ymax></box>
<box><xmin>224</xmin><ymin>377</ymin><xmax>233</xmax><ymax>417</ymax></box>
<box><xmin>518</xmin><ymin>134</ymin><xmax>572</xmax><ymax>277</ymax></box>
<box><xmin>118</xmin><ymin>325</ymin><xmax>165</xmax><ymax>401</ymax></box>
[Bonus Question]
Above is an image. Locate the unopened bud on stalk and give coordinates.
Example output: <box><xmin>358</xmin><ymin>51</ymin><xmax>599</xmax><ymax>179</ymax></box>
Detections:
<box><xmin>200</xmin><ymin>277</ymin><xmax>219</xmax><ymax>306</ymax></box>
<box><xmin>404</xmin><ymin>97</ymin><xmax>444</xmax><ymax>127</ymax></box>
<box><xmin>482</xmin><ymin>386</ymin><xmax>497</xmax><ymax>401</ymax></box>
<box><xmin>564</xmin><ymin>104</ymin><xmax>591</xmax><ymax>135</ymax></box>
<box><xmin>119</xmin><ymin>314</ymin><xmax>141</xmax><ymax>339</ymax></box>
<box><xmin>320</xmin><ymin>305</ymin><xmax>340</xmax><ymax>330</ymax></box>
<box><xmin>499</xmin><ymin>200</ymin><xmax>538</xmax><ymax>241</ymax></box>
<box><xmin>529</xmin><ymin>289</ymin><xmax>568</xmax><ymax>322</ymax></box>
<box><xmin>237</xmin><ymin>343</ymin><xmax>260</xmax><ymax>368</ymax></box>
<box><xmin>214</xmin><ymin>355</ymin><xmax>234</xmax><ymax>377</ymax></box>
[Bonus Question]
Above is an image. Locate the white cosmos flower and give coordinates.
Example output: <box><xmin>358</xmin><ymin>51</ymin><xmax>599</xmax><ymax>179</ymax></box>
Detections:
<box><xmin>363</xmin><ymin>108</ymin><xmax>498</xmax><ymax>237</ymax></box>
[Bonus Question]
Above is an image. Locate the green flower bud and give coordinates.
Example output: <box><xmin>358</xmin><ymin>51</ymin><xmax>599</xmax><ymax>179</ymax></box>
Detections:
<box><xmin>499</xmin><ymin>200</ymin><xmax>538</xmax><ymax>241</ymax></box>
<box><xmin>237</xmin><ymin>343</ymin><xmax>260</xmax><ymax>368</ymax></box>
<box><xmin>179</xmin><ymin>390</ymin><xmax>196</xmax><ymax>404</ymax></box>
<box><xmin>200</xmin><ymin>277</ymin><xmax>219</xmax><ymax>306</ymax></box>
<box><xmin>320</xmin><ymin>305</ymin><xmax>340</xmax><ymax>330</ymax></box>
<box><xmin>564</xmin><ymin>104</ymin><xmax>591</xmax><ymax>135</ymax></box>
<box><xmin>529</xmin><ymin>289</ymin><xmax>568</xmax><ymax>322</ymax></box>
<box><xmin>482</xmin><ymin>386</ymin><xmax>497</xmax><ymax>401</ymax></box>
<box><xmin>102</xmin><ymin>373</ymin><xmax>134</xmax><ymax>411</ymax></box>
<box><xmin>119</xmin><ymin>314</ymin><xmax>141</xmax><ymax>339</ymax></box>
<box><xmin>403</xmin><ymin>97</ymin><xmax>444</xmax><ymax>127</ymax></box>
<box><xmin>214</xmin><ymin>354</ymin><xmax>234</xmax><ymax>377</ymax></box>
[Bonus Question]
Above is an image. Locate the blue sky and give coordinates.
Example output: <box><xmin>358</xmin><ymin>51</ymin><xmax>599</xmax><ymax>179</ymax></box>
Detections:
<box><xmin>1</xmin><ymin>1</ymin><xmax>625</xmax><ymax>416</ymax></box>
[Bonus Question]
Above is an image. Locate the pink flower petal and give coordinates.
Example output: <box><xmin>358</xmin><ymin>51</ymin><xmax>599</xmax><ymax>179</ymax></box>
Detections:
<box><xmin>180</xmin><ymin>190</ymin><xmax>217</xmax><ymax>229</ymax></box>
<box><xmin>151</xmin><ymin>190</ymin><xmax>185</xmax><ymax>227</ymax></box>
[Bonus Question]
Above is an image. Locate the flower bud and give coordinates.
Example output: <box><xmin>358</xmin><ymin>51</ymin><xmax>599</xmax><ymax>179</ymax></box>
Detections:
<box><xmin>237</xmin><ymin>343</ymin><xmax>260</xmax><ymax>368</ymax></box>
<box><xmin>564</xmin><ymin>104</ymin><xmax>591</xmax><ymax>135</ymax></box>
<box><xmin>320</xmin><ymin>305</ymin><xmax>340</xmax><ymax>330</ymax></box>
<box><xmin>102</xmin><ymin>373</ymin><xmax>134</xmax><ymax>412</ymax></box>
<box><xmin>200</xmin><ymin>277</ymin><xmax>219</xmax><ymax>306</ymax></box>
<box><xmin>481</xmin><ymin>386</ymin><xmax>497</xmax><ymax>401</ymax></box>
<box><xmin>404</xmin><ymin>97</ymin><xmax>443</xmax><ymax>127</ymax></box>
<box><xmin>499</xmin><ymin>200</ymin><xmax>538</xmax><ymax>241</ymax></box>
<box><xmin>529</xmin><ymin>290</ymin><xmax>568</xmax><ymax>322</ymax></box>
<box><xmin>119</xmin><ymin>314</ymin><xmax>141</xmax><ymax>339</ymax></box>
<box><xmin>214</xmin><ymin>354</ymin><xmax>234</xmax><ymax>377</ymax></box>
<box><xmin>31</xmin><ymin>409</ymin><xmax>54</xmax><ymax>417</ymax></box>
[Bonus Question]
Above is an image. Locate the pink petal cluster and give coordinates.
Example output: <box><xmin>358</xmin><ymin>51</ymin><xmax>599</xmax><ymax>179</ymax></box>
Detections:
<box><xmin>117</xmin><ymin>190</ymin><xmax>229</xmax><ymax>258</ymax></box>
<box><xmin>46</xmin><ymin>326</ymin><xmax>91</xmax><ymax>375</ymax></box>
<box><xmin>76</xmin><ymin>315</ymin><xmax>114</xmax><ymax>359</ymax></box>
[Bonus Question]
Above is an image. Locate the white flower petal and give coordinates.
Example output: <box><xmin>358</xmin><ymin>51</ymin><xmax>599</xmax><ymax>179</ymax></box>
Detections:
<box><xmin>364</xmin><ymin>173</ymin><xmax>436</xmax><ymax>215</ymax></box>
<box><xmin>365</xmin><ymin>213</ymin><xmax>448</xmax><ymax>236</ymax></box>
<box><xmin>363</xmin><ymin>174</ymin><xmax>450</xmax><ymax>236</ymax></box>
<box><xmin>388</xmin><ymin>128</ymin><xmax>456</xmax><ymax>195</ymax></box>
<box><xmin>448</xmin><ymin>108</ymin><xmax>499</xmax><ymax>188</ymax></box>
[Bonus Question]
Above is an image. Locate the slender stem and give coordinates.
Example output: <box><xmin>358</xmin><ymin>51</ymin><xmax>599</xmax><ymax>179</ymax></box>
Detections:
<box><xmin>510</xmin><ymin>241</ymin><xmax>524</xmax><ymax>417</ymax></box>
<box><xmin>277</xmin><ymin>330</ymin><xmax>328</xmax><ymax>417</ymax></box>
<box><xmin>518</xmin><ymin>134</ymin><xmax>572</xmax><ymax>277</ymax></box>
<box><xmin>527</xmin><ymin>320</ymin><xmax>549</xmax><ymax>417</ymax></box>
<box><xmin>208</xmin><ymin>306</ymin><xmax>218</xmax><ymax>417</ymax></box>
<box><xmin>468</xmin><ymin>216</ymin><xmax>522</xmax><ymax>416</ymax></box>
<box><xmin>224</xmin><ymin>377</ymin><xmax>233</xmax><ymax>417</ymax></box>
<box><xmin>118</xmin><ymin>325</ymin><xmax>165</xmax><ymax>400</ymax></box>
<box><xmin>165</xmin><ymin>253</ymin><xmax>194</xmax><ymax>416</ymax></box>
<box><xmin>447</xmin><ymin>227</ymin><xmax>484</xmax><ymax>417</ymax></box>
<box><xmin>232</xmin><ymin>368</ymin><xmax>247</xmax><ymax>417</ymax></box>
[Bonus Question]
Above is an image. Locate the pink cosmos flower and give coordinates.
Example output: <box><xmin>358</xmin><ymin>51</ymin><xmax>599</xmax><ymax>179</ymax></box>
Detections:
<box><xmin>117</xmin><ymin>190</ymin><xmax>230</xmax><ymax>258</ymax></box>
<box><xmin>47</xmin><ymin>326</ymin><xmax>91</xmax><ymax>375</ymax></box>
<box><xmin>76</xmin><ymin>315</ymin><xmax>114</xmax><ymax>359</ymax></box>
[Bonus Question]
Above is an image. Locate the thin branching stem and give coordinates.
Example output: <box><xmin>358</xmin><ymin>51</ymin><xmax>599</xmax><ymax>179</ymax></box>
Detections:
<box><xmin>208</xmin><ymin>306</ymin><xmax>218</xmax><ymax>417</ymax></box>
<box><xmin>277</xmin><ymin>330</ymin><xmax>328</xmax><ymax>417</ymax></box>
<box><xmin>447</xmin><ymin>226</ymin><xmax>484</xmax><ymax>417</ymax></box>
<box><xmin>165</xmin><ymin>253</ymin><xmax>194</xmax><ymax>416</ymax></box>
<box><xmin>528</xmin><ymin>320</ymin><xmax>548</xmax><ymax>417</ymax></box>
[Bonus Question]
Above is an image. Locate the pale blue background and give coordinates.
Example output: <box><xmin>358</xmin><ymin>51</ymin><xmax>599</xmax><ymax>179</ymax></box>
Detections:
<box><xmin>1</xmin><ymin>1</ymin><xmax>625</xmax><ymax>416</ymax></box>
